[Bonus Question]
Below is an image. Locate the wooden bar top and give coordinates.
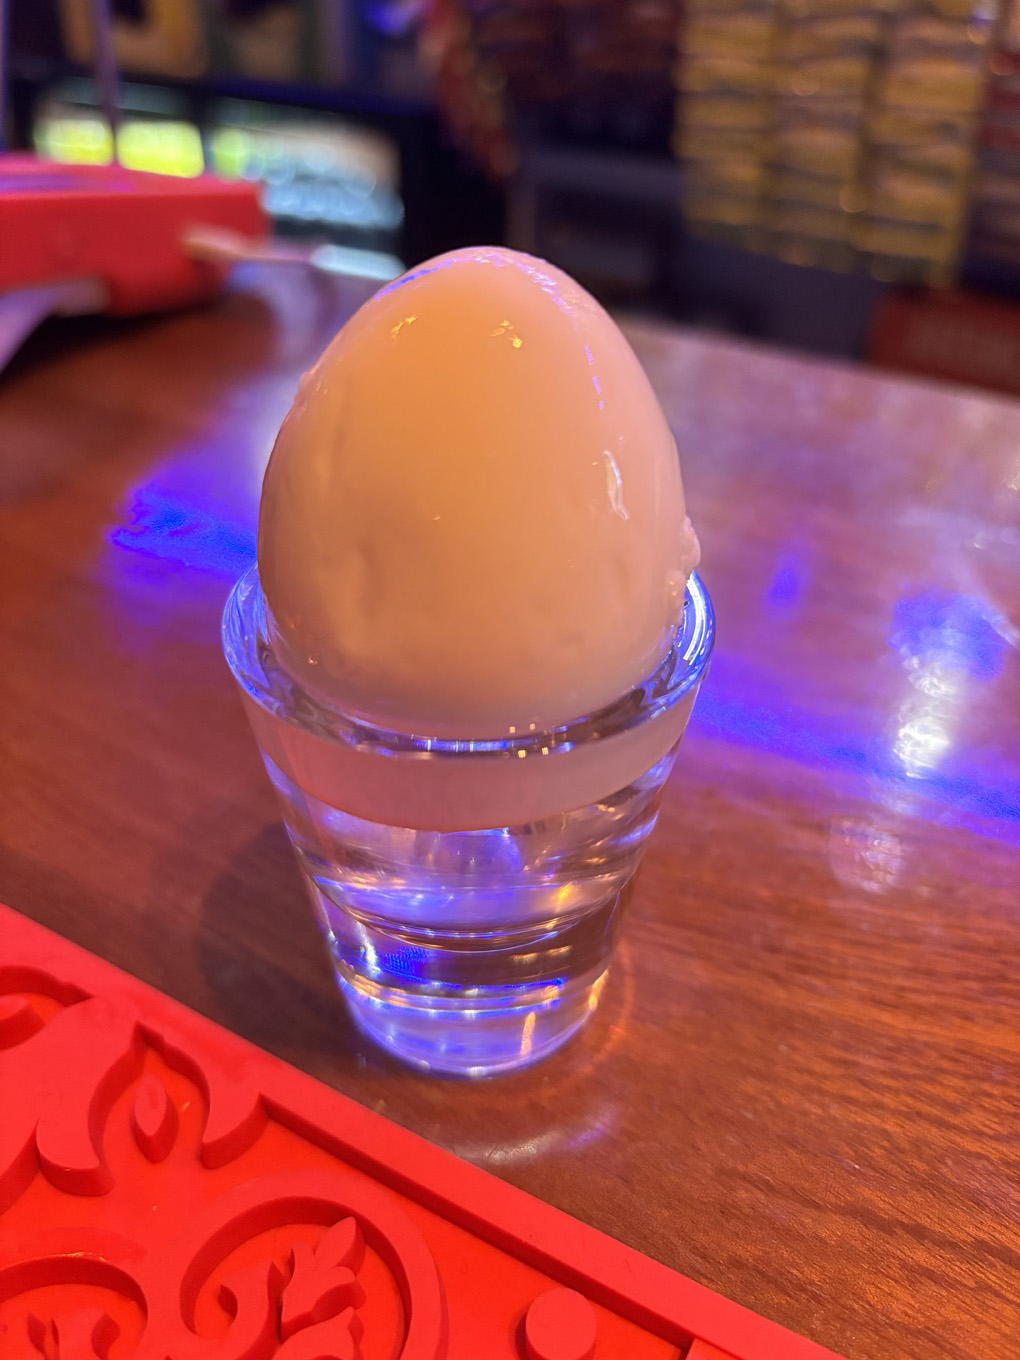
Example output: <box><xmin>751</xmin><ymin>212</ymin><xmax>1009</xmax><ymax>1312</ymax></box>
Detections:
<box><xmin>1</xmin><ymin>266</ymin><xmax>1018</xmax><ymax>1360</ymax></box>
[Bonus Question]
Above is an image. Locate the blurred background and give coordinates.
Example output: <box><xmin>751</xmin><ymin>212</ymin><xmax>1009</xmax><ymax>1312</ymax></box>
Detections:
<box><xmin>4</xmin><ymin>0</ymin><xmax>1020</xmax><ymax>391</ymax></box>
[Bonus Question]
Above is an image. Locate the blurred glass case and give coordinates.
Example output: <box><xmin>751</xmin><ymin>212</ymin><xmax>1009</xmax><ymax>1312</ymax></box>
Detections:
<box><xmin>33</xmin><ymin>80</ymin><xmax>404</xmax><ymax>262</ymax></box>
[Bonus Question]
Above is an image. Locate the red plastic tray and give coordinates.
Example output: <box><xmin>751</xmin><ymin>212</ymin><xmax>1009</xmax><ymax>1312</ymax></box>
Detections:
<box><xmin>0</xmin><ymin>904</ymin><xmax>844</xmax><ymax>1360</ymax></box>
<box><xmin>0</xmin><ymin>156</ymin><xmax>265</xmax><ymax>314</ymax></box>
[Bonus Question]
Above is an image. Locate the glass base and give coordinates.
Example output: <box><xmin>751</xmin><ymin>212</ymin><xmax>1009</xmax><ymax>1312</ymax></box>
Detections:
<box><xmin>333</xmin><ymin>940</ymin><xmax>608</xmax><ymax>1078</ymax></box>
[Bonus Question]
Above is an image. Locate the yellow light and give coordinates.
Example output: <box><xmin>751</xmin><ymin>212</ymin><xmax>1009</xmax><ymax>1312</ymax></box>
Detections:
<box><xmin>587</xmin><ymin>973</ymin><xmax>608</xmax><ymax>1011</ymax></box>
<box><xmin>36</xmin><ymin>116</ymin><xmax>114</xmax><ymax>166</ymax></box>
<box><xmin>520</xmin><ymin>1010</ymin><xmax>536</xmax><ymax>1058</ymax></box>
<box><xmin>209</xmin><ymin>127</ymin><xmax>250</xmax><ymax>180</ymax></box>
<box><xmin>116</xmin><ymin>121</ymin><xmax>204</xmax><ymax>178</ymax></box>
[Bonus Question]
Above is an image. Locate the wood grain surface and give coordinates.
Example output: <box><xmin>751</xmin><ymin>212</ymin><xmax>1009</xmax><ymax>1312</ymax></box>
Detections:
<box><xmin>1</xmin><ymin>265</ymin><xmax>1018</xmax><ymax>1360</ymax></box>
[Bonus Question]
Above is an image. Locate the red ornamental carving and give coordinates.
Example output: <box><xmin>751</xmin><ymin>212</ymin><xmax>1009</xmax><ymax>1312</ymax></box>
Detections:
<box><xmin>0</xmin><ymin>971</ymin><xmax>441</xmax><ymax>1358</ymax></box>
<box><xmin>0</xmin><ymin>906</ymin><xmax>845</xmax><ymax>1360</ymax></box>
<box><xmin>131</xmin><ymin>1074</ymin><xmax>178</xmax><ymax>1165</ymax></box>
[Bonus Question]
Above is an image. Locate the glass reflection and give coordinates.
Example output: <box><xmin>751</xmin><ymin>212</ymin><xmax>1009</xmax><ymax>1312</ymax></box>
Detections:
<box><xmin>889</xmin><ymin>591</ymin><xmax>1006</xmax><ymax>780</ymax></box>
<box><xmin>690</xmin><ymin>584</ymin><xmax>1019</xmax><ymax>840</ymax></box>
<box><xmin>829</xmin><ymin>814</ymin><xmax>905</xmax><ymax>895</ymax></box>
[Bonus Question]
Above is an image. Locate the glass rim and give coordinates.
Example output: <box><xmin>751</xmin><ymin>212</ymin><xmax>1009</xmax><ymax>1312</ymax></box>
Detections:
<box><xmin>223</xmin><ymin>561</ymin><xmax>714</xmax><ymax>762</ymax></box>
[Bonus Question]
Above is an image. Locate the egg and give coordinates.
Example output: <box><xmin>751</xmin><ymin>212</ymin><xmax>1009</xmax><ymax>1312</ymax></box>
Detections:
<box><xmin>258</xmin><ymin>246</ymin><xmax>700</xmax><ymax>738</ymax></box>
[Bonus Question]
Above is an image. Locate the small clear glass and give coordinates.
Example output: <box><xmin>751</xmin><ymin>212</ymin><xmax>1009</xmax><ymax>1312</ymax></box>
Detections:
<box><xmin>223</xmin><ymin>564</ymin><xmax>713</xmax><ymax>1077</ymax></box>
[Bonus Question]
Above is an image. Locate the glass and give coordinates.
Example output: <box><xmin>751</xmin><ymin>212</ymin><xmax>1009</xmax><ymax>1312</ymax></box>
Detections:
<box><xmin>223</xmin><ymin>564</ymin><xmax>714</xmax><ymax>1077</ymax></box>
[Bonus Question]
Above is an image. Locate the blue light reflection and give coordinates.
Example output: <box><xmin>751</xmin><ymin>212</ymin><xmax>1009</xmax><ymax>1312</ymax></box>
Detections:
<box><xmin>765</xmin><ymin>549</ymin><xmax>808</xmax><ymax>612</ymax></box>
<box><xmin>110</xmin><ymin>481</ymin><xmax>256</xmax><ymax>577</ymax></box>
<box><xmin>692</xmin><ymin>580</ymin><xmax>1019</xmax><ymax>843</ymax></box>
<box><xmin>890</xmin><ymin>591</ymin><xmax>1006</xmax><ymax>681</ymax></box>
<box><xmin>692</xmin><ymin>674</ymin><xmax>1018</xmax><ymax>833</ymax></box>
<box><xmin>107</xmin><ymin>422</ymin><xmax>264</xmax><ymax>588</ymax></box>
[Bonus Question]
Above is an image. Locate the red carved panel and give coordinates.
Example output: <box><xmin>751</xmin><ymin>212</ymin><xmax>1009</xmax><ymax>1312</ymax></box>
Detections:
<box><xmin>0</xmin><ymin>905</ymin><xmax>844</xmax><ymax>1360</ymax></box>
